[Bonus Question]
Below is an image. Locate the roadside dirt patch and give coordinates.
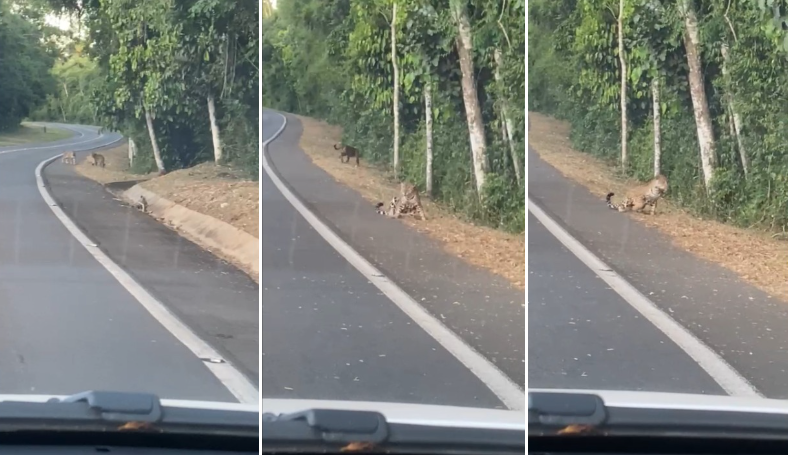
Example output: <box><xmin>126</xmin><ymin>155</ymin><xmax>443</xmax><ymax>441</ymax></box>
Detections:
<box><xmin>74</xmin><ymin>142</ymin><xmax>258</xmax><ymax>239</ymax></box>
<box><xmin>141</xmin><ymin>164</ymin><xmax>258</xmax><ymax>239</ymax></box>
<box><xmin>294</xmin><ymin>114</ymin><xmax>525</xmax><ymax>290</ymax></box>
<box><xmin>73</xmin><ymin>141</ymin><xmax>259</xmax><ymax>282</ymax></box>
<box><xmin>529</xmin><ymin>111</ymin><xmax>788</xmax><ymax>300</ymax></box>
<box><xmin>74</xmin><ymin>141</ymin><xmax>154</xmax><ymax>184</ymax></box>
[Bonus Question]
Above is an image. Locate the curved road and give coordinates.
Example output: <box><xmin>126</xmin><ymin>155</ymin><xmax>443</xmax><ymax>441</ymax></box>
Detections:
<box><xmin>261</xmin><ymin>110</ymin><xmax>511</xmax><ymax>409</ymax></box>
<box><xmin>0</xmin><ymin>124</ymin><xmax>247</xmax><ymax>402</ymax></box>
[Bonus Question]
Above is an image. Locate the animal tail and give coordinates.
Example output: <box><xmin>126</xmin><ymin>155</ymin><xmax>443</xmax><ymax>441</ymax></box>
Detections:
<box><xmin>605</xmin><ymin>192</ymin><xmax>617</xmax><ymax>210</ymax></box>
<box><xmin>375</xmin><ymin>202</ymin><xmax>385</xmax><ymax>215</ymax></box>
<box><xmin>333</xmin><ymin>143</ymin><xmax>342</xmax><ymax>150</ymax></box>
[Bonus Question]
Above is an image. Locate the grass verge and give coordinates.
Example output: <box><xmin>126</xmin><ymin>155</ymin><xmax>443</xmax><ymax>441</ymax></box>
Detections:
<box><xmin>0</xmin><ymin>123</ymin><xmax>72</xmax><ymax>146</ymax></box>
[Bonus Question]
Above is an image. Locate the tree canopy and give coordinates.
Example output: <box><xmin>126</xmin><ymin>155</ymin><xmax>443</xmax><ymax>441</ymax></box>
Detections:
<box><xmin>0</xmin><ymin>0</ymin><xmax>58</xmax><ymax>131</ymax></box>
<box><xmin>20</xmin><ymin>0</ymin><xmax>259</xmax><ymax>177</ymax></box>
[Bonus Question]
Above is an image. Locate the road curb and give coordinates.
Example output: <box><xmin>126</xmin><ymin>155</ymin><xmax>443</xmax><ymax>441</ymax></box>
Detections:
<box><xmin>121</xmin><ymin>184</ymin><xmax>259</xmax><ymax>280</ymax></box>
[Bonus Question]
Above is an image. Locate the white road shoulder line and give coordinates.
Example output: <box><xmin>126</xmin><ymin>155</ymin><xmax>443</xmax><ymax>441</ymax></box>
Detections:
<box><xmin>0</xmin><ymin>124</ymin><xmax>94</xmax><ymax>155</ymax></box>
<box><xmin>262</xmin><ymin>111</ymin><xmax>525</xmax><ymax>410</ymax></box>
<box><xmin>527</xmin><ymin>198</ymin><xmax>761</xmax><ymax>397</ymax></box>
<box><xmin>35</xmin><ymin>129</ymin><xmax>258</xmax><ymax>405</ymax></box>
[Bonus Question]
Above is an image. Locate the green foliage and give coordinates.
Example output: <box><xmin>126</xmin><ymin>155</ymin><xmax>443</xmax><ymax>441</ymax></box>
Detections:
<box><xmin>531</xmin><ymin>0</ymin><xmax>788</xmax><ymax>231</ymax></box>
<box><xmin>263</xmin><ymin>0</ymin><xmax>525</xmax><ymax>233</ymax></box>
<box><xmin>0</xmin><ymin>1</ymin><xmax>57</xmax><ymax>131</ymax></box>
<box><xmin>28</xmin><ymin>0</ymin><xmax>259</xmax><ymax>178</ymax></box>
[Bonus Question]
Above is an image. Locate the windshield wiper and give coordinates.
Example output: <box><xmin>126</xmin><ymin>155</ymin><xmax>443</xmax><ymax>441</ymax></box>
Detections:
<box><xmin>263</xmin><ymin>408</ymin><xmax>524</xmax><ymax>454</ymax></box>
<box><xmin>0</xmin><ymin>390</ymin><xmax>257</xmax><ymax>435</ymax></box>
<box><xmin>529</xmin><ymin>391</ymin><xmax>608</xmax><ymax>435</ymax></box>
<box><xmin>263</xmin><ymin>408</ymin><xmax>389</xmax><ymax>444</ymax></box>
<box><xmin>529</xmin><ymin>390</ymin><xmax>788</xmax><ymax>439</ymax></box>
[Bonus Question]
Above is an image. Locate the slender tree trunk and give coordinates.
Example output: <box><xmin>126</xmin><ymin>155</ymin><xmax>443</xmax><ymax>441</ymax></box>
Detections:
<box><xmin>60</xmin><ymin>82</ymin><xmax>69</xmax><ymax>121</ymax></box>
<box><xmin>144</xmin><ymin>108</ymin><xmax>166</xmax><ymax>175</ymax></box>
<box><xmin>129</xmin><ymin>138</ymin><xmax>137</xmax><ymax>167</ymax></box>
<box><xmin>618</xmin><ymin>0</ymin><xmax>628</xmax><ymax>168</ymax></box>
<box><xmin>681</xmin><ymin>0</ymin><xmax>716</xmax><ymax>190</ymax></box>
<box><xmin>391</xmin><ymin>2</ymin><xmax>400</xmax><ymax>173</ymax></box>
<box><xmin>207</xmin><ymin>94</ymin><xmax>224</xmax><ymax>164</ymax></box>
<box><xmin>424</xmin><ymin>83</ymin><xmax>434</xmax><ymax>197</ymax></box>
<box><xmin>721</xmin><ymin>43</ymin><xmax>748</xmax><ymax>177</ymax></box>
<box><xmin>652</xmin><ymin>77</ymin><xmax>662</xmax><ymax>177</ymax></box>
<box><xmin>493</xmin><ymin>48</ymin><xmax>521</xmax><ymax>186</ymax></box>
<box><xmin>451</xmin><ymin>0</ymin><xmax>488</xmax><ymax>196</ymax></box>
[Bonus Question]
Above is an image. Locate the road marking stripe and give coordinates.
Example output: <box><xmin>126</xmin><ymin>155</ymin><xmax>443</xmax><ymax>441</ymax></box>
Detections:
<box><xmin>262</xmin><ymin>111</ymin><xmax>525</xmax><ymax>410</ymax></box>
<box><xmin>527</xmin><ymin>198</ymin><xmax>761</xmax><ymax>397</ymax></box>
<box><xmin>35</xmin><ymin>124</ymin><xmax>259</xmax><ymax>405</ymax></box>
<box><xmin>0</xmin><ymin>124</ymin><xmax>92</xmax><ymax>155</ymax></box>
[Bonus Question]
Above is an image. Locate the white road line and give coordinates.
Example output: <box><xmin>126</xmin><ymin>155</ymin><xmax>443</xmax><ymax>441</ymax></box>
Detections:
<box><xmin>262</xmin><ymin>111</ymin><xmax>525</xmax><ymax>411</ymax></box>
<box><xmin>0</xmin><ymin>124</ymin><xmax>93</xmax><ymax>155</ymax></box>
<box><xmin>34</xmin><ymin>125</ymin><xmax>259</xmax><ymax>405</ymax></box>
<box><xmin>527</xmin><ymin>198</ymin><xmax>761</xmax><ymax>397</ymax></box>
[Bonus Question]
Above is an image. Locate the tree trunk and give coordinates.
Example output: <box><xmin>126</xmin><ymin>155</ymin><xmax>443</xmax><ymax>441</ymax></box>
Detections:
<box><xmin>144</xmin><ymin>108</ymin><xmax>166</xmax><ymax>175</ymax></box>
<box><xmin>391</xmin><ymin>2</ymin><xmax>400</xmax><ymax>173</ymax></box>
<box><xmin>681</xmin><ymin>0</ymin><xmax>716</xmax><ymax>190</ymax></box>
<box><xmin>618</xmin><ymin>0</ymin><xmax>628</xmax><ymax>169</ymax></box>
<box><xmin>129</xmin><ymin>138</ymin><xmax>137</xmax><ymax>167</ymax></box>
<box><xmin>207</xmin><ymin>94</ymin><xmax>224</xmax><ymax>164</ymax></box>
<box><xmin>424</xmin><ymin>83</ymin><xmax>434</xmax><ymax>197</ymax></box>
<box><xmin>493</xmin><ymin>48</ymin><xmax>521</xmax><ymax>186</ymax></box>
<box><xmin>721</xmin><ymin>43</ymin><xmax>748</xmax><ymax>177</ymax></box>
<box><xmin>451</xmin><ymin>0</ymin><xmax>488</xmax><ymax>196</ymax></box>
<box><xmin>652</xmin><ymin>77</ymin><xmax>662</xmax><ymax>177</ymax></box>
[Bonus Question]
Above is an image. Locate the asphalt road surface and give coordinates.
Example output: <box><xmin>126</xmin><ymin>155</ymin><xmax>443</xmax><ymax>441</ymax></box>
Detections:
<box><xmin>0</xmin><ymin>124</ymin><xmax>243</xmax><ymax>402</ymax></box>
<box><xmin>261</xmin><ymin>109</ymin><xmax>508</xmax><ymax>409</ymax></box>
<box><xmin>528</xmin><ymin>209</ymin><xmax>724</xmax><ymax>394</ymax></box>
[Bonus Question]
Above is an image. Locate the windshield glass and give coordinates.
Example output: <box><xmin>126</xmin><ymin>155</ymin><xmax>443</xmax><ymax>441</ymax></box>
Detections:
<box><xmin>528</xmin><ymin>0</ymin><xmax>779</xmax><ymax>401</ymax></box>
<box><xmin>0</xmin><ymin>0</ymin><xmax>259</xmax><ymax>413</ymax></box>
<box><xmin>262</xmin><ymin>0</ymin><xmax>526</xmax><ymax>414</ymax></box>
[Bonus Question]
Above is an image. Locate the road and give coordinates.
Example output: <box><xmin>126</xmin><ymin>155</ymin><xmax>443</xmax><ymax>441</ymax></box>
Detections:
<box><xmin>261</xmin><ymin>110</ymin><xmax>510</xmax><ymax>409</ymax></box>
<box><xmin>526</xmin><ymin>141</ymin><xmax>788</xmax><ymax>398</ymax></box>
<box><xmin>528</xmin><ymin>209</ymin><xmax>723</xmax><ymax>393</ymax></box>
<box><xmin>0</xmin><ymin>124</ymin><xmax>250</xmax><ymax>402</ymax></box>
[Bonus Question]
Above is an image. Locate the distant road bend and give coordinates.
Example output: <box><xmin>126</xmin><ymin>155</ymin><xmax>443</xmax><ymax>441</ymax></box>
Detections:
<box><xmin>0</xmin><ymin>123</ymin><xmax>256</xmax><ymax>403</ymax></box>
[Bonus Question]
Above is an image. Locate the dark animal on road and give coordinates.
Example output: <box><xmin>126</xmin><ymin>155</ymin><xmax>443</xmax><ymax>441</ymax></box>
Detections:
<box><xmin>88</xmin><ymin>153</ymin><xmax>106</xmax><ymax>168</ymax></box>
<box><xmin>333</xmin><ymin>143</ymin><xmax>360</xmax><ymax>167</ymax></box>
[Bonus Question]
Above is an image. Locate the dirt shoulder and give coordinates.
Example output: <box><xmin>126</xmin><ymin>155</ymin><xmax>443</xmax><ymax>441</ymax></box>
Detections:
<box><xmin>73</xmin><ymin>142</ymin><xmax>259</xmax><ymax>280</ymax></box>
<box><xmin>528</xmin><ymin>111</ymin><xmax>788</xmax><ymax>302</ymax></box>
<box><xmin>293</xmin><ymin>114</ymin><xmax>525</xmax><ymax>290</ymax></box>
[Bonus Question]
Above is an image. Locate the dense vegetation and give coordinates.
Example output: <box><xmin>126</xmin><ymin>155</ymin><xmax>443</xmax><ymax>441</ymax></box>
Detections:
<box><xmin>0</xmin><ymin>0</ymin><xmax>58</xmax><ymax>131</ymax></box>
<box><xmin>530</xmin><ymin>0</ymin><xmax>788</xmax><ymax>230</ymax></box>
<box><xmin>263</xmin><ymin>0</ymin><xmax>526</xmax><ymax>233</ymax></box>
<box><xmin>6</xmin><ymin>0</ymin><xmax>259</xmax><ymax>177</ymax></box>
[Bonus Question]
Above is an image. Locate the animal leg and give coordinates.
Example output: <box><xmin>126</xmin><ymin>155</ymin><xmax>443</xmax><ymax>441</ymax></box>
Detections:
<box><xmin>631</xmin><ymin>198</ymin><xmax>647</xmax><ymax>213</ymax></box>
